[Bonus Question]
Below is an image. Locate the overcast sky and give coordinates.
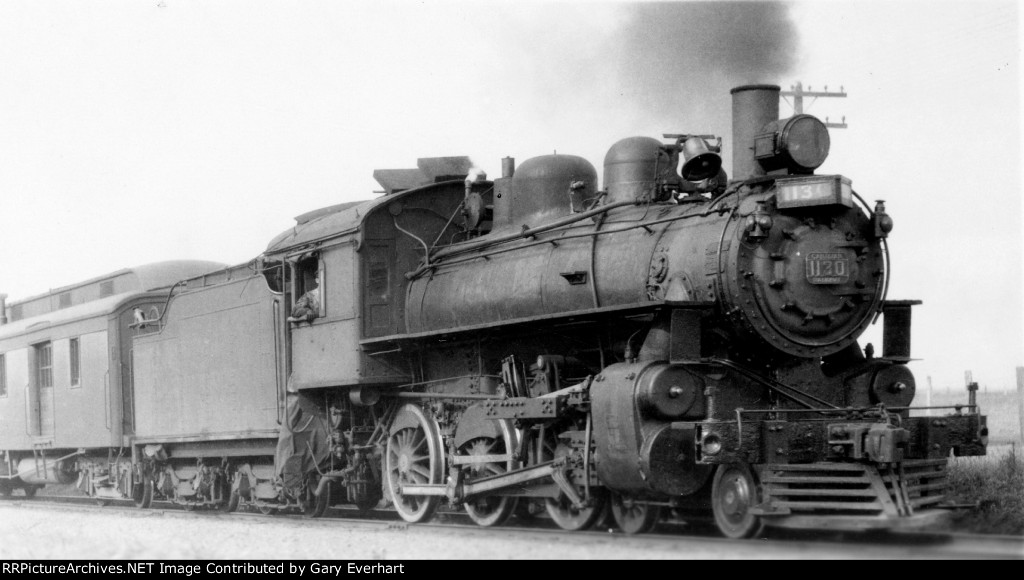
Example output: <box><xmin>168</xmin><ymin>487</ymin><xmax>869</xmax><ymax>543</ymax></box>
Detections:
<box><xmin>0</xmin><ymin>0</ymin><xmax>1019</xmax><ymax>392</ymax></box>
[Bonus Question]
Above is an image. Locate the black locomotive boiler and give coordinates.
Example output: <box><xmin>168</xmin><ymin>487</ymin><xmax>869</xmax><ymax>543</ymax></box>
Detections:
<box><xmin>0</xmin><ymin>85</ymin><xmax>987</xmax><ymax>538</ymax></box>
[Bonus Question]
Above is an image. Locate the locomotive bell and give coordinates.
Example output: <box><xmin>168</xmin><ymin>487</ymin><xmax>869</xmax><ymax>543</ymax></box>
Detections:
<box><xmin>680</xmin><ymin>137</ymin><xmax>722</xmax><ymax>181</ymax></box>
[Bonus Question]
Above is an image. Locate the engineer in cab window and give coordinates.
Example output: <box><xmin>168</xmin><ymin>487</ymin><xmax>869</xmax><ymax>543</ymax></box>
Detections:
<box><xmin>287</xmin><ymin>274</ymin><xmax>320</xmax><ymax>324</ymax></box>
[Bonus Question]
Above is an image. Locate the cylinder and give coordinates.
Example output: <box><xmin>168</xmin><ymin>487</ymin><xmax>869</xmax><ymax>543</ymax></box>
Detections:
<box><xmin>636</xmin><ymin>364</ymin><xmax>703</xmax><ymax>420</ymax></box>
<box><xmin>16</xmin><ymin>457</ymin><xmax>77</xmax><ymax>485</ymax></box>
<box><xmin>731</xmin><ymin>84</ymin><xmax>780</xmax><ymax>181</ymax></box>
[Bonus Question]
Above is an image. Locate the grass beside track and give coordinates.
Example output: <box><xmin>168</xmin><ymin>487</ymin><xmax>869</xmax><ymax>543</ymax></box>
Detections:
<box><xmin>920</xmin><ymin>389</ymin><xmax>1023</xmax><ymax>536</ymax></box>
<box><xmin>946</xmin><ymin>444</ymin><xmax>1024</xmax><ymax>536</ymax></box>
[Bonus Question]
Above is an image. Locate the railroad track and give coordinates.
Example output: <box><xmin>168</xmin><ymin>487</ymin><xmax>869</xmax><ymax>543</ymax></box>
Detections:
<box><xmin>3</xmin><ymin>493</ymin><xmax>1021</xmax><ymax>559</ymax></box>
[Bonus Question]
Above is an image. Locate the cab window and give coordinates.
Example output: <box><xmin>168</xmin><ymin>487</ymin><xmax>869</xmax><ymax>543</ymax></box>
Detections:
<box><xmin>288</xmin><ymin>255</ymin><xmax>324</xmax><ymax>322</ymax></box>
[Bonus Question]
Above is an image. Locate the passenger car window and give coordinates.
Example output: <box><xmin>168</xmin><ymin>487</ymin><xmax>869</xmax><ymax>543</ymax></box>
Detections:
<box><xmin>35</xmin><ymin>342</ymin><xmax>53</xmax><ymax>388</ymax></box>
<box><xmin>0</xmin><ymin>353</ymin><xmax>7</xmax><ymax>397</ymax></box>
<box><xmin>70</xmin><ymin>338</ymin><xmax>81</xmax><ymax>388</ymax></box>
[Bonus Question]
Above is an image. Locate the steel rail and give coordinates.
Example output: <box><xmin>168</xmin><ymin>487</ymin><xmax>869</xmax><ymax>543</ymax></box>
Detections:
<box><xmin>4</xmin><ymin>494</ymin><xmax>1021</xmax><ymax>559</ymax></box>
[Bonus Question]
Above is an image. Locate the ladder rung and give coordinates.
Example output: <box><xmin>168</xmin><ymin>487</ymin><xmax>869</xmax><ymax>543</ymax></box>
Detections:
<box><xmin>765</xmin><ymin>463</ymin><xmax>868</xmax><ymax>472</ymax></box>
<box><xmin>772</xmin><ymin>500</ymin><xmax>883</xmax><ymax>512</ymax></box>
<box><xmin>764</xmin><ymin>475</ymin><xmax>870</xmax><ymax>485</ymax></box>
<box><xmin>768</xmin><ymin>488</ymin><xmax>878</xmax><ymax>498</ymax></box>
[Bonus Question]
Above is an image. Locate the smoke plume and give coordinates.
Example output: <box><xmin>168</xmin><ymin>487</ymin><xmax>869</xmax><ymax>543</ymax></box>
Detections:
<box><xmin>490</xmin><ymin>2</ymin><xmax>799</xmax><ymax>168</ymax></box>
<box><xmin>612</xmin><ymin>3</ymin><xmax>798</xmax><ymax>111</ymax></box>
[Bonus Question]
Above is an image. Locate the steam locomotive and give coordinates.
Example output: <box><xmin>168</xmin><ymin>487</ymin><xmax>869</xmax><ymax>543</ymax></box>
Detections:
<box><xmin>0</xmin><ymin>85</ymin><xmax>987</xmax><ymax>538</ymax></box>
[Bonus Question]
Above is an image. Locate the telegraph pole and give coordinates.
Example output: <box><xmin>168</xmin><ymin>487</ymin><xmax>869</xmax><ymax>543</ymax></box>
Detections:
<box><xmin>927</xmin><ymin>375</ymin><xmax>933</xmax><ymax>416</ymax></box>
<box><xmin>1016</xmin><ymin>366</ymin><xmax>1023</xmax><ymax>451</ymax></box>
<box><xmin>781</xmin><ymin>81</ymin><xmax>848</xmax><ymax>129</ymax></box>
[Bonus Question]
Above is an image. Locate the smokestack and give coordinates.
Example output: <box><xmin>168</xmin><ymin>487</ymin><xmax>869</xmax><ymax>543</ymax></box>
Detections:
<box><xmin>731</xmin><ymin>84</ymin><xmax>780</xmax><ymax>181</ymax></box>
<box><xmin>0</xmin><ymin>294</ymin><xmax>7</xmax><ymax>325</ymax></box>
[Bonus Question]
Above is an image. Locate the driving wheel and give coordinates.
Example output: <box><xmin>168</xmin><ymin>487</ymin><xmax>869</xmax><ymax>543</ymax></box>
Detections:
<box><xmin>461</xmin><ymin>420</ymin><xmax>518</xmax><ymax>527</ymax></box>
<box><xmin>385</xmin><ymin>403</ymin><xmax>444</xmax><ymax>523</ymax></box>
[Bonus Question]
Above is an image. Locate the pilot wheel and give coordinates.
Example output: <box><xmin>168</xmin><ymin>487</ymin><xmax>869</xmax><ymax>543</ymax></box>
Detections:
<box><xmin>711</xmin><ymin>463</ymin><xmax>765</xmax><ymax>539</ymax></box>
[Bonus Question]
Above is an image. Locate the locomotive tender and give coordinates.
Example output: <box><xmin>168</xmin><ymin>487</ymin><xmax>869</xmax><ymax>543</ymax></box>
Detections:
<box><xmin>0</xmin><ymin>85</ymin><xmax>987</xmax><ymax>537</ymax></box>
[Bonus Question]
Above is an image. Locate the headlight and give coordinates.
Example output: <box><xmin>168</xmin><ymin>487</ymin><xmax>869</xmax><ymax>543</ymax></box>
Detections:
<box><xmin>754</xmin><ymin>114</ymin><xmax>831</xmax><ymax>174</ymax></box>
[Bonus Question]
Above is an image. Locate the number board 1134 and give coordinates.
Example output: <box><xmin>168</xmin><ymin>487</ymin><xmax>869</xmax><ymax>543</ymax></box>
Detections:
<box><xmin>776</xmin><ymin>175</ymin><xmax>852</xmax><ymax>209</ymax></box>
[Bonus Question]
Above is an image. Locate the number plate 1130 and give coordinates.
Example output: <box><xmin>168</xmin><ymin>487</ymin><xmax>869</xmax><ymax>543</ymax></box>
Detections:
<box><xmin>805</xmin><ymin>252</ymin><xmax>850</xmax><ymax>284</ymax></box>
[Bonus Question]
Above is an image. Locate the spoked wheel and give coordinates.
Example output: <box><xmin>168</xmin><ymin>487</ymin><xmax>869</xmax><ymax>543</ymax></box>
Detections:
<box><xmin>460</xmin><ymin>420</ymin><xmax>518</xmax><ymax>527</ymax></box>
<box><xmin>543</xmin><ymin>437</ymin><xmax>605</xmax><ymax>531</ymax></box>
<box><xmin>385</xmin><ymin>403</ymin><xmax>444</xmax><ymax>523</ymax></box>
<box><xmin>711</xmin><ymin>463</ymin><xmax>765</xmax><ymax>539</ymax></box>
<box><xmin>256</xmin><ymin>502</ymin><xmax>280</xmax><ymax>516</ymax></box>
<box><xmin>22</xmin><ymin>486</ymin><xmax>38</xmax><ymax>499</ymax></box>
<box><xmin>133</xmin><ymin>479</ymin><xmax>154</xmax><ymax>509</ymax></box>
<box><xmin>546</xmin><ymin>489</ymin><xmax>606</xmax><ymax>531</ymax></box>
<box><xmin>350</xmin><ymin>459</ymin><xmax>382</xmax><ymax>513</ymax></box>
<box><xmin>610</xmin><ymin>493</ymin><xmax>661</xmax><ymax>534</ymax></box>
<box><xmin>302</xmin><ymin>476</ymin><xmax>331</xmax><ymax>519</ymax></box>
